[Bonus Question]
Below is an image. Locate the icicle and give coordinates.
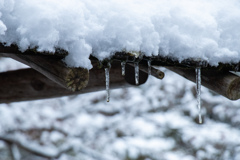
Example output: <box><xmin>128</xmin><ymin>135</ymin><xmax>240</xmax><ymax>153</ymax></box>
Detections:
<box><xmin>196</xmin><ymin>67</ymin><xmax>202</xmax><ymax>124</ymax></box>
<box><xmin>105</xmin><ymin>62</ymin><xmax>111</xmax><ymax>102</ymax></box>
<box><xmin>235</xmin><ymin>64</ymin><xmax>239</xmax><ymax>72</ymax></box>
<box><xmin>121</xmin><ymin>61</ymin><xmax>126</xmax><ymax>76</ymax></box>
<box><xmin>11</xmin><ymin>144</ymin><xmax>21</xmax><ymax>160</ymax></box>
<box><xmin>134</xmin><ymin>62</ymin><xmax>139</xmax><ymax>85</ymax></box>
<box><xmin>147</xmin><ymin>60</ymin><xmax>151</xmax><ymax>75</ymax></box>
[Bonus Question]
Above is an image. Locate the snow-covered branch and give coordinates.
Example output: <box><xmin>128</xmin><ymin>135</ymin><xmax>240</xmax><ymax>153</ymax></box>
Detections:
<box><xmin>0</xmin><ymin>135</ymin><xmax>118</xmax><ymax>160</ymax></box>
<box><xmin>6</xmin><ymin>127</ymin><xmax>68</xmax><ymax>137</ymax></box>
<box><xmin>0</xmin><ymin>135</ymin><xmax>71</xmax><ymax>159</ymax></box>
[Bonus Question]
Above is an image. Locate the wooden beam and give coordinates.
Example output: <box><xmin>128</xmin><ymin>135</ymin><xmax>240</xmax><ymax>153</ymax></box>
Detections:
<box><xmin>167</xmin><ymin>67</ymin><xmax>240</xmax><ymax>100</ymax></box>
<box><xmin>113</xmin><ymin>52</ymin><xmax>240</xmax><ymax>72</ymax></box>
<box><xmin>0</xmin><ymin>43</ymin><xmax>67</xmax><ymax>56</ymax></box>
<box><xmin>0</xmin><ymin>53</ymin><xmax>89</xmax><ymax>91</ymax></box>
<box><xmin>127</xmin><ymin>63</ymin><xmax>164</xmax><ymax>80</ymax></box>
<box><xmin>2</xmin><ymin>43</ymin><xmax>240</xmax><ymax>71</ymax></box>
<box><xmin>2</xmin><ymin>44</ymin><xmax>240</xmax><ymax>100</ymax></box>
<box><xmin>0</xmin><ymin>62</ymin><xmax>129</xmax><ymax>103</ymax></box>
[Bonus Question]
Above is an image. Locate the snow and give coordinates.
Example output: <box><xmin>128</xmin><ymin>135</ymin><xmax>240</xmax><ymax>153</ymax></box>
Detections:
<box><xmin>1</xmin><ymin>58</ymin><xmax>240</xmax><ymax>159</ymax></box>
<box><xmin>1</xmin><ymin>0</ymin><xmax>240</xmax><ymax>68</ymax></box>
<box><xmin>1</xmin><ymin>1</ymin><xmax>240</xmax><ymax>159</ymax></box>
<box><xmin>0</xmin><ymin>57</ymin><xmax>28</xmax><ymax>72</ymax></box>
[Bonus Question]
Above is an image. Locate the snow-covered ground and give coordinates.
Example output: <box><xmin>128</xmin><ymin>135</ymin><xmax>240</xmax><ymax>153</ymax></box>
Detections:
<box><xmin>1</xmin><ymin>0</ymin><xmax>240</xmax><ymax>159</ymax></box>
<box><xmin>0</xmin><ymin>58</ymin><xmax>240</xmax><ymax>160</ymax></box>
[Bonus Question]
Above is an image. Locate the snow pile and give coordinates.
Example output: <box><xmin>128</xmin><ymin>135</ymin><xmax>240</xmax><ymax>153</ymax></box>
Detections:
<box><xmin>1</xmin><ymin>0</ymin><xmax>240</xmax><ymax>68</ymax></box>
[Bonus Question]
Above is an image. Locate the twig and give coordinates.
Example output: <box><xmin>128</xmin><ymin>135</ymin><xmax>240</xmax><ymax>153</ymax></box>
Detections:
<box><xmin>6</xmin><ymin>127</ymin><xmax>68</xmax><ymax>137</ymax></box>
<box><xmin>128</xmin><ymin>63</ymin><xmax>164</xmax><ymax>79</ymax></box>
<box><xmin>0</xmin><ymin>135</ymin><xmax>118</xmax><ymax>160</ymax></box>
<box><xmin>0</xmin><ymin>136</ymin><xmax>72</xmax><ymax>159</ymax></box>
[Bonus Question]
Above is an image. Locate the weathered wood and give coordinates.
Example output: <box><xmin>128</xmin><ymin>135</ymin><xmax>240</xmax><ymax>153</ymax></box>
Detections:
<box><xmin>127</xmin><ymin>63</ymin><xmax>164</xmax><ymax>79</ymax></box>
<box><xmin>0</xmin><ymin>53</ymin><xmax>88</xmax><ymax>91</ymax></box>
<box><xmin>167</xmin><ymin>67</ymin><xmax>240</xmax><ymax>100</ymax></box>
<box><xmin>113</xmin><ymin>52</ymin><xmax>240</xmax><ymax>72</ymax></box>
<box><xmin>2</xmin><ymin>43</ymin><xmax>240</xmax><ymax>101</ymax></box>
<box><xmin>0</xmin><ymin>43</ymin><xmax>67</xmax><ymax>56</ymax></box>
<box><xmin>0</xmin><ymin>62</ymin><xmax>129</xmax><ymax>103</ymax></box>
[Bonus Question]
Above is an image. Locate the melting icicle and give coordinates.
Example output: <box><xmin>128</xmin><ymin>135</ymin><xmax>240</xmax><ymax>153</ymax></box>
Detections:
<box><xmin>121</xmin><ymin>61</ymin><xmax>126</xmax><ymax>76</ymax></box>
<box><xmin>196</xmin><ymin>67</ymin><xmax>203</xmax><ymax>124</ymax></box>
<box><xmin>135</xmin><ymin>62</ymin><xmax>139</xmax><ymax>85</ymax></box>
<box><xmin>11</xmin><ymin>144</ymin><xmax>21</xmax><ymax>160</ymax></box>
<box><xmin>148</xmin><ymin>60</ymin><xmax>151</xmax><ymax>75</ymax></box>
<box><xmin>235</xmin><ymin>64</ymin><xmax>239</xmax><ymax>72</ymax></box>
<box><xmin>105</xmin><ymin>62</ymin><xmax>111</xmax><ymax>102</ymax></box>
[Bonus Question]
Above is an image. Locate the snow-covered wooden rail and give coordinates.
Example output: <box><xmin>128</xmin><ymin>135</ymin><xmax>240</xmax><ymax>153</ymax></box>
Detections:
<box><xmin>1</xmin><ymin>44</ymin><xmax>240</xmax><ymax>102</ymax></box>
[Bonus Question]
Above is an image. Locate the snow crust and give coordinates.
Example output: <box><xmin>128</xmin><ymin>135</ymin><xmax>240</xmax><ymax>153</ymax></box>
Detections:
<box><xmin>1</xmin><ymin>0</ymin><xmax>240</xmax><ymax>68</ymax></box>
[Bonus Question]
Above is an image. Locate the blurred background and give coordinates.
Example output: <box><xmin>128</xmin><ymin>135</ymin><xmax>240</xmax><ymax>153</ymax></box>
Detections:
<box><xmin>0</xmin><ymin>57</ymin><xmax>240</xmax><ymax>160</ymax></box>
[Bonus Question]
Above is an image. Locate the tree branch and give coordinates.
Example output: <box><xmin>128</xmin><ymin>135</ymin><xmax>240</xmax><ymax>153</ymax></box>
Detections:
<box><xmin>0</xmin><ymin>135</ymin><xmax>118</xmax><ymax>160</ymax></box>
<box><xmin>0</xmin><ymin>136</ymin><xmax>72</xmax><ymax>159</ymax></box>
<box><xmin>6</xmin><ymin>127</ymin><xmax>68</xmax><ymax>137</ymax></box>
